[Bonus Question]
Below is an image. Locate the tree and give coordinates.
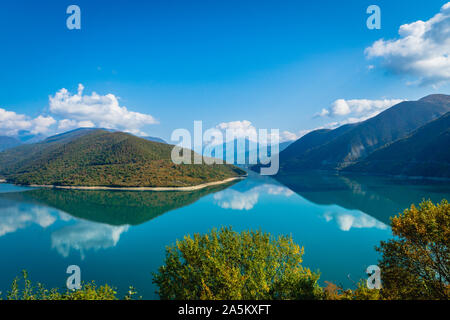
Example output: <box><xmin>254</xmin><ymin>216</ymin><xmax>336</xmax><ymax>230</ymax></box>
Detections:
<box><xmin>377</xmin><ymin>200</ymin><xmax>450</xmax><ymax>300</ymax></box>
<box><xmin>153</xmin><ymin>227</ymin><xmax>322</xmax><ymax>300</ymax></box>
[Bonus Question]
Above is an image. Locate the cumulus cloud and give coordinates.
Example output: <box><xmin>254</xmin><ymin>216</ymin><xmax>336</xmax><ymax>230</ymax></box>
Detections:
<box><xmin>310</xmin><ymin>98</ymin><xmax>406</xmax><ymax>133</ymax></box>
<box><xmin>57</xmin><ymin>119</ymin><xmax>95</xmax><ymax>131</ymax></box>
<box><xmin>0</xmin><ymin>108</ymin><xmax>56</xmax><ymax>136</ymax></box>
<box><xmin>49</xmin><ymin>84</ymin><xmax>158</xmax><ymax>135</ymax></box>
<box><xmin>215</xmin><ymin>120</ymin><xmax>298</xmax><ymax>144</ymax></box>
<box><xmin>279</xmin><ymin>130</ymin><xmax>300</xmax><ymax>142</ymax></box>
<box><xmin>365</xmin><ymin>2</ymin><xmax>450</xmax><ymax>86</ymax></box>
<box><xmin>216</xmin><ymin>120</ymin><xmax>258</xmax><ymax>142</ymax></box>
<box><xmin>0</xmin><ymin>84</ymin><xmax>159</xmax><ymax>137</ymax></box>
<box><xmin>319</xmin><ymin>99</ymin><xmax>405</xmax><ymax>118</ymax></box>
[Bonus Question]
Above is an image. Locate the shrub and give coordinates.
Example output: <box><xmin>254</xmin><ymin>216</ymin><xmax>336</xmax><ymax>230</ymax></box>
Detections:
<box><xmin>1</xmin><ymin>270</ymin><xmax>138</xmax><ymax>300</ymax></box>
<box><xmin>153</xmin><ymin>227</ymin><xmax>322</xmax><ymax>300</ymax></box>
<box><xmin>377</xmin><ymin>200</ymin><xmax>450</xmax><ymax>300</ymax></box>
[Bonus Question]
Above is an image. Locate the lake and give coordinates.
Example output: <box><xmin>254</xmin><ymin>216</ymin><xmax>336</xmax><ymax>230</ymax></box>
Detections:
<box><xmin>0</xmin><ymin>172</ymin><xmax>449</xmax><ymax>299</ymax></box>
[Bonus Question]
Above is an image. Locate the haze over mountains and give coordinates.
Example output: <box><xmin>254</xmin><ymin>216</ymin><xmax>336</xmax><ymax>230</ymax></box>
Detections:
<box><xmin>253</xmin><ymin>94</ymin><xmax>450</xmax><ymax>178</ymax></box>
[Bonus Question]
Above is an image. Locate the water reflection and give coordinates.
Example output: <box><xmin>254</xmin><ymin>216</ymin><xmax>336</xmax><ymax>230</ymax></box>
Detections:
<box><xmin>0</xmin><ymin>200</ymin><xmax>57</xmax><ymax>237</ymax></box>
<box><xmin>0</xmin><ymin>182</ymin><xmax>238</xmax><ymax>258</ymax></box>
<box><xmin>0</xmin><ymin>181</ymin><xmax>237</xmax><ymax>227</ymax></box>
<box><xmin>322</xmin><ymin>210</ymin><xmax>387</xmax><ymax>232</ymax></box>
<box><xmin>0</xmin><ymin>173</ymin><xmax>449</xmax><ymax>298</ymax></box>
<box><xmin>213</xmin><ymin>184</ymin><xmax>294</xmax><ymax>210</ymax></box>
<box><xmin>51</xmin><ymin>222</ymin><xmax>129</xmax><ymax>259</ymax></box>
<box><xmin>275</xmin><ymin>173</ymin><xmax>450</xmax><ymax>225</ymax></box>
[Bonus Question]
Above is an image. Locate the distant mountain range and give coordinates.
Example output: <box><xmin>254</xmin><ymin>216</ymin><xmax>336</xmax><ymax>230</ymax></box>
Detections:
<box><xmin>0</xmin><ymin>128</ymin><xmax>245</xmax><ymax>187</ymax></box>
<box><xmin>0</xmin><ymin>136</ymin><xmax>21</xmax><ymax>152</ymax></box>
<box><xmin>252</xmin><ymin>94</ymin><xmax>450</xmax><ymax>178</ymax></box>
<box><xmin>208</xmin><ymin>138</ymin><xmax>293</xmax><ymax>166</ymax></box>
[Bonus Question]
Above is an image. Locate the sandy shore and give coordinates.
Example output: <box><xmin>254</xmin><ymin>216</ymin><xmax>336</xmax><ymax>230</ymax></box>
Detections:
<box><xmin>24</xmin><ymin>176</ymin><xmax>246</xmax><ymax>192</ymax></box>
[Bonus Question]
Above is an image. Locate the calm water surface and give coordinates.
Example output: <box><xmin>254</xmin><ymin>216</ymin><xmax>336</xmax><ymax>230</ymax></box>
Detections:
<box><xmin>1</xmin><ymin>172</ymin><xmax>449</xmax><ymax>299</ymax></box>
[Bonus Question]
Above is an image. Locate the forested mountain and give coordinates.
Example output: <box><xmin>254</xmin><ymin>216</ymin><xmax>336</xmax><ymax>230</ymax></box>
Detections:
<box><xmin>0</xmin><ymin>129</ymin><xmax>245</xmax><ymax>187</ymax></box>
<box><xmin>346</xmin><ymin>112</ymin><xmax>450</xmax><ymax>178</ymax></box>
<box><xmin>264</xmin><ymin>94</ymin><xmax>450</xmax><ymax>177</ymax></box>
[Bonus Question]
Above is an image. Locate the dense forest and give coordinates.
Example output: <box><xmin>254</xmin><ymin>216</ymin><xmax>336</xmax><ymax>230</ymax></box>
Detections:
<box><xmin>0</xmin><ymin>129</ymin><xmax>245</xmax><ymax>187</ymax></box>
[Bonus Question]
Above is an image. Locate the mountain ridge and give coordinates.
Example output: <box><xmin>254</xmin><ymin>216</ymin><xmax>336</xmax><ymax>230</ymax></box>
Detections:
<box><xmin>268</xmin><ymin>94</ymin><xmax>450</xmax><ymax>175</ymax></box>
<box><xmin>0</xmin><ymin>129</ymin><xmax>245</xmax><ymax>187</ymax></box>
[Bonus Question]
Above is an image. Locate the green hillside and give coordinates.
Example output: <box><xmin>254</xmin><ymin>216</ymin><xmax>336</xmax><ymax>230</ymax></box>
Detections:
<box><xmin>346</xmin><ymin>112</ymin><xmax>450</xmax><ymax>178</ymax></box>
<box><xmin>264</xmin><ymin>94</ymin><xmax>450</xmax><ymax>174</ymax></box>
<box><xmin>0</xmin><ymin>129</ymin><xmax>246</xmax><ymax>187</ymax></box>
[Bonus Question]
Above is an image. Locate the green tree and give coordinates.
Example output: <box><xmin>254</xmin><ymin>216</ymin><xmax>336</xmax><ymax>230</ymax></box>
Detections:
<box><xmin>1</xmin><ymin>270</ymin><xmax>138</xmax><ymax>300</ymax></box>
<box><xmin>377</xmin><ymin>200</ymin><xmax>450</xmax><ymax>300</ymax></box>
<box><xmin>323</xmin><ymin>280</ymin><xmax>381</xmax><ymax>300</ymax></box>
<box><xmin>153</xmin><ymin>227</ymin><xmax>322</xmax><ymax>300</ymax></box>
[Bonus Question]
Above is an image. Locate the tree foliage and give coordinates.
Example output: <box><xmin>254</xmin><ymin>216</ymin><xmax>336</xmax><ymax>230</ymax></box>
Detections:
<box><xmin>377</xmin><ymin>200</ymin><xmax>450</xmax><ymax>300</ymax></box>
<box><xmin>153</xmin><ymin>227</ymin><xmax>323</xmax><ymax>300</ymax></box>
<box><xmin>0</xmin><ymin>130</ymin><xmax>246</xmax><ymax>187</ymax></box>
<box><xmin>1</xmin><ymin>270</ymin><xmax>138</xmax><ymax>300</ymax></box>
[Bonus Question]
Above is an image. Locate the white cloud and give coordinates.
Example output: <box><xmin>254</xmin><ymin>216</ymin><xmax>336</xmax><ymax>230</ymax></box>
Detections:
<box><xmin>279</xmin><ymin>130</ymin><xmax>299</xmax><ymax>142</ymax></box>
<box><xmin>215</xmin><ymin>120</ymin><xmax>298</xmax><ymax>144</ymax></box>
<box><xmin>365</xmin><ymin>2</ymin><xmax>450</xmax><ymax>86</ymax></box>
<box><xmin>309</xmin><ymin>98</ymin><xmax>406</xmax><ymax>133</ymax></box>
<box><xmin>323</xmin><ymin>99</ymin><xmax>405</xmax><ymax>117</ymax></box>
<box><xmin>49</xmin><ymin>84</ymin><xmax>158</xmax><ymax>135</ymax></box>
<box><xmin>216</xmin><ymin>120</ymin><xmax>258</xmax><ymax>142</ymax></box>
<box><xmin>57</xmin><ymin>119</ymin><xmax>95</xmax><ymax>131</ymax></box>
<box><xmin>0</xmin><ymin>84</ymin><xmax>159</xmax><ymax>137</ymax></box>
<box><xmin>0</xmin><ymin>108</ymin><xmax>56</xmax><ymax>136</ymax></box>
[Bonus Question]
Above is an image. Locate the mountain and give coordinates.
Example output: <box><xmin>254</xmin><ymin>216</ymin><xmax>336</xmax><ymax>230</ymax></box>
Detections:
<box><xmin>0</xmin><ymin>128</ymin><xmax>100</xmax><ymax>170</ymax></box>
<box><xmin>0</xmin><ymin>129</ymin><xmax>245</xmax><ymax>187</ymax></box>
<box><xmin>209</xmin><ymin>138</ymin><xmax>293</xmax><ymax>166</ymax></box>
<box><xmin>0</xmin><ymin>136</ymin><xmax>22</xmax><ymax>152</ymax></box>
<box><xmin>16</xmin><ymin>131</ymin><xmax>47</xmax><ymax>144</ymax></box>
<box><xmin>270</xmin><ymin>94</ymin><xmax>450</xmax><ymax>174</ymax></box>
<box><xmin>346</xmin><ymin>111</ymin><xmax>450</xmax><ymax>178</ymax></box>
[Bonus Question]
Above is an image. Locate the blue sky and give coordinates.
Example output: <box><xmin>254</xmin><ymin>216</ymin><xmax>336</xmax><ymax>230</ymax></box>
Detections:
<box><xmin>0</xmin><ymin>0</ymin><xmax>449</xmax><ymax>141</ymax></box>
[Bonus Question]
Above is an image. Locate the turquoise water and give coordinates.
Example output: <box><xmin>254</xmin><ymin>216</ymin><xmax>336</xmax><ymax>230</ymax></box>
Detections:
<box><xmin>0</xmin><ymin>172</ymin><xmax>449</xmax><ymax>299</ymax></box>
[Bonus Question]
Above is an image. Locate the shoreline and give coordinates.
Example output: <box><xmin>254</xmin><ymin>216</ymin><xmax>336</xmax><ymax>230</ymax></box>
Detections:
<box><xmin>14</xmin><ymin>176</ymin><xmax>246</xmax><ymax>192</ymax></box>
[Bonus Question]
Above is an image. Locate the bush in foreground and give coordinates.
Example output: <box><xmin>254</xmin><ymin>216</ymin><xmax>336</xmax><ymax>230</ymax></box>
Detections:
<box><xmin>1</xmin><ymin>270</ymin><xmax>138</xmax><ymax>300</ymax></box>
<box><xmin>153</xmin><ymin>227</ymin><xmax>323</xmax><ymax>300</ymax></box>
<box><xmin>377</xmin><ymin>200</ymin><xmax>449</xmax><ymax>300</ymax></box>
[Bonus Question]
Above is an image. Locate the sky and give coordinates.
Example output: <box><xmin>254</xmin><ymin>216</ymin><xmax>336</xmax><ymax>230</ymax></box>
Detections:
<box><xmin>0</xmin><ymin>0</ymin><xmax>449</xmax><ymax>142</ymax></box>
